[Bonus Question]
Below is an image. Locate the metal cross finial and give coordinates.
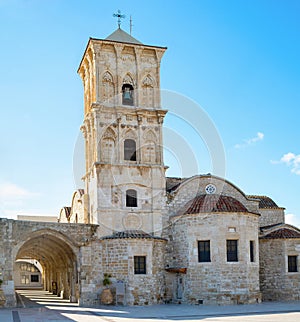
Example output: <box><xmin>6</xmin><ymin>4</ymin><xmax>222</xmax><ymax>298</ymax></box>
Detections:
<box><xmin>113</xmin><ymin>10</ymin><xmax>125</xmax><ymax>29</ymax></box>
<box><xmin>130</xmin><ymin>15</ymin><xmax>133</xmax><ymax>35</ymax></box>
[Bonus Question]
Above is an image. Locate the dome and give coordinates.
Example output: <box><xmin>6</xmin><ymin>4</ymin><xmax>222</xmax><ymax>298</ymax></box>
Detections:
<box><xmin>183</xmin><ymin>194</ymin><xmax>248</xmax><ymax>214</ymax></box>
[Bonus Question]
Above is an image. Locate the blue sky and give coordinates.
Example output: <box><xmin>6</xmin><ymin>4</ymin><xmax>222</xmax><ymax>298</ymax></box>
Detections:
<box><xmin>0</xmin><ymin>0</ymin><xmax>299</xmax><ymax>226</ymax></box>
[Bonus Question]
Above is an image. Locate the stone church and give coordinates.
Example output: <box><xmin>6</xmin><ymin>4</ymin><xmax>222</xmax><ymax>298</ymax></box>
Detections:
<box><xmin>1</xmin><ymin>26</ymin><xmax>300</xmax><ymax>307</ymax></box>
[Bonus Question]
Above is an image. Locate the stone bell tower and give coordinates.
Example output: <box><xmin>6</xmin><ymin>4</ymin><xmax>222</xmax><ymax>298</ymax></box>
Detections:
<box><xmin>78</xmin><ymin>26</ymin><xmax>167</xmax><ymax>236</ymax></box>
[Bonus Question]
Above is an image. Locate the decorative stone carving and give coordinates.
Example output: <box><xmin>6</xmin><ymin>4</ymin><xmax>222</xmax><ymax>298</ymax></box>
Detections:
<box><xmin>123</xmin><ymin>74</ymin><xmax>134</xmax><ymax>86</ymax></box>
<box><xmin>142</xmin><ymin>75</ymin><xmax>154</xmax><ymax>87</ymax></box>
<box><xmin>102</xmin><ymin>71</ymin><xmax>113</xmax><ymax>83</ymax></box>
<box><xmin>123</xmin><ymin>213</ymin><xmax>142</xmax><ymax>230</ymax></box>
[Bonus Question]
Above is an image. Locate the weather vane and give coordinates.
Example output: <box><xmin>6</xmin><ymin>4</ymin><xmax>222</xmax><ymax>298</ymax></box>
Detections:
<box><xmin>113</xmin><ymin>10</ymin><xmax>125</xmax><ymax>29</ymax></box>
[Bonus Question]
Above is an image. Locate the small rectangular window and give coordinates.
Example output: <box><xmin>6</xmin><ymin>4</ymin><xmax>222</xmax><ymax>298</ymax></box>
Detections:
<box><xmin>198</xmin><ymin>240</ymin><xmax>211</xmax><ymax>262</ymax></box>
<box><xmin>288</xmin><ymin>256</ymin><xmax>298</xmax><ymax>272</ymax></box>
<box><xmin>31</xmin><ymin>274</ymin><xmax>39</xmax><ymax>283</ymax></box>
<box><xmin>227</xmin><ymin>240</ymin><xmax>238</xmax><ymax>262</ymax></box>
<box><xmin>126</xmin><ymin>189</ymin><xmax>137</xmax><ymax>207</ymax></box>
<box><xmin>250</xmin><ymin>240</ymin><xmax>255</xmax><ymax>262</ymax></box>
<box><xmin>134</xmin><ymin>256</ymin><xmax>146</xmax><ymax>274</ymax></box>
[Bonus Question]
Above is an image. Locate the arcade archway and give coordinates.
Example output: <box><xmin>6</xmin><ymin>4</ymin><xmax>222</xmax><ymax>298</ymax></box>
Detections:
<box><xmin>14</xmin><ymin>231</ymin><xmax>78</xmax><ymax>303</ymax></box>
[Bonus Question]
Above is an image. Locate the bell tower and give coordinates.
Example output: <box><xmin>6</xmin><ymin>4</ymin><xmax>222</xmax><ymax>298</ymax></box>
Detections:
<box><xmin>78</xmin><ymin>26</ymin><xmax>167</xmax><ymax>236</ymax></box>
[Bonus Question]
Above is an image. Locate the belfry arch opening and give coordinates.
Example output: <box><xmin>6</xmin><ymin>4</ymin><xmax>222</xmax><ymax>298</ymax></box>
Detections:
<box><xmin>122</xmin><ymin>83</ymin><xmax>134</xmax><ymax>105</ymax></box>
<box><xmin>14</xmin><ymin>231</ymin><xmax>78</xmax><ymax>303</ymax></box>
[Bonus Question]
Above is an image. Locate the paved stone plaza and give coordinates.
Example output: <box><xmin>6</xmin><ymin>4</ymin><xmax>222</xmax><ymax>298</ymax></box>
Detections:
<box><xmin>0</xmin><ymin>290</ymin><xmax>300</xmax><ymax>322</ymax></box>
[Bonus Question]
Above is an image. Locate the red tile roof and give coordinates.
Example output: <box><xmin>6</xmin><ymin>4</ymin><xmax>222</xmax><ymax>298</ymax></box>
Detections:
<box><xmin>184</xmin><ymin>194</ymin><xmax>248</xmax><ymax>214</ymax></box>
<box><xmin>78</xmin><ymin>189</ymin><xmax>84</xmax><ymax>196</ymax></box>
<box><xmin>262</xmin><ymin>228</ymin><xmax>300</xmax><ymax>239</ymax></box>
<box><xmin>166</xmin><ymin>177</ymin><xmax>186</xmax><ymax>192</ymax></box>
<box><xmin>101</xmin><ymin>230</ymin><xmax>166</xmax><ymax>240</ymax></box>
<box><xmin>247</xmin><ymin>195</ymin><xmax>280</xmax><ymax>209</ymax></box>
<box><xmin>63</xmin><ymin>207</ymin><xmax>71</xmax><ymax>219</ymax></box>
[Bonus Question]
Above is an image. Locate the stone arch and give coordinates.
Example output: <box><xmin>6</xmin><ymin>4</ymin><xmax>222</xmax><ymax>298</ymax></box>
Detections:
<box><xmin>122</xmin><ymin>73</ymin><xmax>135</xmax><ymax>106</ymax></box>
<box><xmin>68</xmin><ymin>189</ymin><xmax>85</xmax><ymax>223</ymax></box>
<box><xmin>102</xmin><ymin>126</ymin><xmax>116</xmax><ymax>139</ymax></box>
<box><xmin>143</xmin><ymin>129</ymin><xmax>156</xmax><ymax>141</ymax></box>
<box><xmin>123</xmin><ymin>73</ymin><xmax>134</xmax><ymax>86</ymax></box>
<box><xmin>123</xmin><ymin>128</ymin><xmax>137</xmax><ymax>140</ymax></box>
<box><xmin>58</xmin><ymin>206</ymin><xmax>71</xmax><ymax>223</ymax></box>
<box><xmin>122</xmin><ymin>129</ymin><xmax>138</xmax><ymax>161</ymax></box>
<box><xmin>142</xmin><ymin>74</ymin><xmax>155</xmax><ymax>87</ymax></box>
<box><xmin>102</xmin><ymin>71</ymin><xmax>115</xmax><ymax>104</ymax></box>
<box><xmin>13</xmin><ymin>229</ymin><xmax>79</xmax><ymax>303</ymax></box>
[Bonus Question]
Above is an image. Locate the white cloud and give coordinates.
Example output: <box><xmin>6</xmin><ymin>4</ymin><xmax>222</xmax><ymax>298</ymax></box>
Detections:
<box><xmin>286</xmin><ymin>213</ymin><xmax>300</xmax><ymax>228</ymax></box>
<box><xmin>0</xmin><ymin>183</ymin><xmax>40</xmax><ymax>219</ymax></box>
<box><xmin>0</xmin><ymin>182</ymin><xmax>35</xmax><ymax>199</ymax></box>
<box><xmin>272</xmin><ymin>152</ymin><xmax>300</xmax><ymax>175</ymax></box>
<box><xmin>234</xmin><ymin>132</ymin><xmax>264</xmax><ymax>149</ymax></box>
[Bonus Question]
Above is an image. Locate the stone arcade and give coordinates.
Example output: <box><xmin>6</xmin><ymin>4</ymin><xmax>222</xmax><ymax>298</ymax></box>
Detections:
<box><xmin>1</xmin><ymin>27</ymin><xmax>300</xmax><ymax>307</ymax></box>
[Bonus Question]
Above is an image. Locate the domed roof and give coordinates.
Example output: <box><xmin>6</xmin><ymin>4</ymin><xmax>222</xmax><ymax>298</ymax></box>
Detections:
<box><xmin>262</xmin><ymin>228</ymin><xmax>300</xmax><ymax>239</ymax></box>
<box><xmin>183</xmin><ymin>194</ymin><xmax>248</xmax><ymax>214</ymax></box>
<box><xmin>247</xmin><ymin>195</ymin><xmax>282</xmax><ymax>209</ymax></box>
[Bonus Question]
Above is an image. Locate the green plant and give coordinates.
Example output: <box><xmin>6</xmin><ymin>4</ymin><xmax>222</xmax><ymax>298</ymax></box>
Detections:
<box><xmin>103</xmin><ymin>273</ymin><xmax>112</xmax><ymax>287</ymax></box>
<box><xmin>0</xmin><ymin>279</ymin><xmax>3</xmax><ymax>287</ymax></box>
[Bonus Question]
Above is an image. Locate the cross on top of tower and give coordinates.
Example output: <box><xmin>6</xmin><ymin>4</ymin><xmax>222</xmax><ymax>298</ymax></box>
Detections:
<box><xmin>113</xmin><ymin>10</ymin><xmax>126</xmax><ymax>29</ymax></box>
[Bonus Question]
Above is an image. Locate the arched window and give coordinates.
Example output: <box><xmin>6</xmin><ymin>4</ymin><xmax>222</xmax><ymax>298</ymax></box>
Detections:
<box><xmin>126</xmin><ymin>189</ymin><xmax>137</xmax><ymax>207</ymax></box>
<box><xmin>122</xmin><ymin>84</ymin><xmax>134</xmax><ymax>106</ymax></box>
<box><xmin>124</xmin><ymin>139</ymin><xmax>136</xmax><ymax>161</ymax></box>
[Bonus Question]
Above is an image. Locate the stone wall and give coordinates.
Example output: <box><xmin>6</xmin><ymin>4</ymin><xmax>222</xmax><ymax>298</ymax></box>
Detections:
<box><xmin>0</xmin><ymin>219</ymin><xmax>15</xmax><ymax>307</ymax></box>
<box><xmin>166</xmin><ymin>212</ymin><xmax>261</xmax><ymax>304</ymax></box>
<box><xmin>101</xmin><ymin>238</ymin><xmax>166</xmax><ymax>305</ymax></box>
<box><xmin>259</xmin><ymin>238</ymin><xmax>300</xmax><ymax>301</ymax></box>
<box><xmin>258</xmin><ymin>209</ymin><xmax>285</xmax><ymax>227</ymax></box>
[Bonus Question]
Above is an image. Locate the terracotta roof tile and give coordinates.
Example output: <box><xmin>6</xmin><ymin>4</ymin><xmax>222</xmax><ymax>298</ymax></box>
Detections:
<box><xmin>78</xmin><ymin>189</ymin><xmax>84</xmax><ymax>196</ymax></box>
<box><xmin>63</xmin><ymin>207</ymin><xmax>71</xmax><ymax>219</ymax></box>
<box><xmin>262</xmin><ymin>228</ymin><xmax>300</xmax><ymax>239</ymax></box>
<box><xmin>166</xmin><ymin>177</ymin><xmax>186</xmax><ymax>192</ymax></box>
<box><xmin>101</xmin><ymin>230</ymin><xmax>166</xmax><ymax>240</ymax></box>
<box><xmin>184</xmin><ymin>194</ymin><xmax>248</xmax><ymax>214</ymax></box>
<box><xmin>247</xmin><ymin>195</ymin><xmax>279</xmax><ymax>209</ymax></box>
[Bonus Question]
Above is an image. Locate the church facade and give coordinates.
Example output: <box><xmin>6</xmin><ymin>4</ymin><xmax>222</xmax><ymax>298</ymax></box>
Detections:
<box><xmin>58</xmin><ymin>28</ymin><xmax>300</xmax><ymax>305</ymax></box>
<box><xmin>1</xmin><ymin>27</ymin><xmax>300</xmax><ymax>307</ymax></box>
